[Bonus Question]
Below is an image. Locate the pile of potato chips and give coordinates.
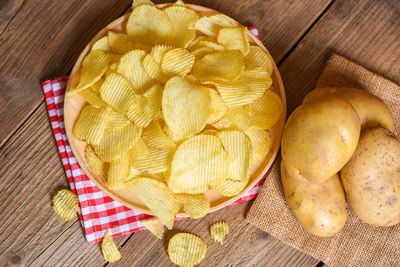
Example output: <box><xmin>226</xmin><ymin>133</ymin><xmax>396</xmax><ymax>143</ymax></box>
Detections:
<box><xmin>68</xmin><ymin>0</ymin><xmax>282</xmax><ymax>236</ymax></box>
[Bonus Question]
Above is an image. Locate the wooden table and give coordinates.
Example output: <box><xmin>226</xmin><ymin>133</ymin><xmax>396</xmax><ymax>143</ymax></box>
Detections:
<box><xmin>0</xmin><ymin>0</ymin><xmax>399</xmax><ymax>266</ymax></box>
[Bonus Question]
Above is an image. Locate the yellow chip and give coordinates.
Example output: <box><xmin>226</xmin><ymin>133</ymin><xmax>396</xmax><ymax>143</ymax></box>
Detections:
<box><xmin>94</xmin><ymin>123</ymin><xmax>142</xmax><ymax>162</ymax></box>
<box><xmin>192</xmin><ymin>50</ymin><xmax>244</xmax><ymax>82</ymax></box>
<box><xmin>177</xmin><ymin>194</ymin><xmax>210</xmax><ymax>219</ymax></box>
<box><xmin>161</xmin><ymin>48</ymin><xmax>195</xmax><ymax>77</ymax></box>
<box><xmin>127</xmin><ymin>4</ymin><xmax>172</xmax><ymax>47</ymax></box>
<box><xmin>168</xmin><ymin>233</ymin><xmax>207</xmax><ymax>267</ymax></box>
<box><xmin>142</xmin><ymin>54</ymin><xmax>162</xmax><ymax>80</ymax></box>
<box><xmin>162</xmin><ymin>123</ymin><xmax>187</xmax><ymax>144</ymax></box>
<box><xmin>191</xmin><ymin>46</ymin><xmax>216</xmax><ymax>60</ymax></box>
<box><xmin>174</xmin><ymin>0</ymin><xmax>185</xmax><ymax>6</ymax></box>
<box><xmin>151</xmin><ymin>44</ymin><xmax>174</xmax><ymax>64</ymax></box>
<box><xmin>168</xmin><ymin>134</ymin><xmax>227</xmax><ymax>194</ymax></box>
<box><xmin>85</xmin><ymin>145</ymin><xmax>109</xmax><ymax>181</ymax></box>
<box><xmin>249</xmin><ymin>90</ymin><xmax>283</xmax><ymax>130</ymax></box>
<box><xmin>210</xmin><ymin>221</ymin><xmax>229</xmax><ymax>244</ymax></box>
<box><xmin>213</xmin><ymin>105</ymin><xmax>250</xmax><ymax>132</ymax></box>
<box><xmin>132</xmin><ymin>0</ymin><xmax>154</xmax><ymax>8</ymax></box>
<box><xmin>245</xmin><ymin>126</ymin><xmax>272</xmax><ymax>164</ymax></box>
<box><xmin>207</xmin><ymin>88</ymin><xmax>228</xmax><ymax>124</ymax></box>
<box><xmin>128</xmin><ymin>137</ymin><xmax>149</xmax><ymax>160</ymax></box>
<box><xmin>141</xmin><ymin>218</ymin><xmax>165</xmax><ymax>239</ymax></box>
<box><xmin>79</xmin><ymin>88</ymin><xmax>106</xmax><ymax>108</ymax></box>
<box><xmin>66</xmin><ymin>50</ymin><xmax>110</xmax><ymax>97</ymax></box>
<box><xmin>52</xmin><ymin>189</ymin><xmax>78</xmax><ymax>221</ymax></box>
<box><xmin>127</xmin><ymin>165</ymin><xmax>165</xmax><ymax>181</ymax></box>
<box><xmin>244</xmin><ymin>45</ymin><xmax>273</xmax><ymax>75</ymax></box>
<box><xmin>164</xmin><ymin>5</ymin><xmax>199</xmax><ymax>48</ymax></box>
<box><xmin>194</xmin><ymin>13</ymin><xmax>238</xmax><ymax>38</ymax></box>
<box><xmin>105</xmin><ymin>110</ymin><xmax>130</xmax><ymax>131</ymax></box>
<box><xmin>217</xmin><ymin>26</ymin><xmax>250</xmax><ymax>56</ymax></box>
<box><xmin>108</xmin><ymin>31</ymin><xmax>137</xmax><ymax>54</ymax></box>
<box><xmin>89</xmin><ymin>78</ymin><xmax>104</xmax><ymax>93</ymax></box>
<box><xmin>101</xmin><ymin>231</ymin><xmax>121</xmax><ymax>263</ymax></box>
<box><xmin>117</xmin><ymin>50</ymin><xmax>152</xmax><ymax>92</ymax></box>
<box><xmin>73</xmin><ymin>105</ymin><xmax>108</xmax><ymax>145</ymax></box>
<box><xmin>108</xmin><ymin>153</ymin><xmax>129</xmax><ymax>190</ymax></box>
<box><xmin>213</xmin><ymin>67</ymin><xmax>272</xmax><ymax>108</ymax></box>
<box><xmin>217</xmin><ymin>130</ymin><xmax>252</xmax><ymax>182</ymax></box>
<box><xmin>214</xmin><ymin>178</ymin><xmax>247</xmax><ymax>197</ymax></box>
<box><xmin>100</xmin><ymin>73</ymin><xmax>136</xmax><ymax>113</ymax></box>
<box><xmin>126</xmin><ymin>177</ymin><xmax>179</xmax><ymax>229</ymax></box>
<box><xmin>91</xmin><ymin>36</ymin><xmax>110</xmax><ymax>52</ymax></box>
<box><xmin>200</xmin><ymin>129</ymin><xmax>218</xmax><ymax>136</ymax></box>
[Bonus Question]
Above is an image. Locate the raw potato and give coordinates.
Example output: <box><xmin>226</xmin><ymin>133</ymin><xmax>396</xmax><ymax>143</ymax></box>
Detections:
<box><xmin>281</xmin><ymin>162</ymin><xmax>347</xmax><ymax>237</ymax></box>
<box><xmin>341</xmin><ymin>128</ymin><xmax>400</xmax><ymax>226</ymax></box>
<box><xmin>303</xmin><ymin>87</ymin><xmax>394</xmax><ymax>132</ymax></box>
<box><xmin>281</xmin><ymin>97</ymin><xmax>361</xmax><ymax>183</ymax></box>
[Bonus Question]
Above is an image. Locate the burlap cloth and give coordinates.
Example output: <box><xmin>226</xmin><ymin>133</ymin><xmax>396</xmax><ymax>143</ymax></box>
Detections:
<box><xmin>246</xmin><ymin>54</ymin><xmax>400</xmax><ymax>266</ymax></box>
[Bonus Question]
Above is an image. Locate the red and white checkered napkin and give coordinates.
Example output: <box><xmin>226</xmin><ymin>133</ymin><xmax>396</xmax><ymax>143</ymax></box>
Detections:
<box><xmin>41</xmin><ymin>26</ymin><xmax>266</xmax><ymax>243</ymax></box>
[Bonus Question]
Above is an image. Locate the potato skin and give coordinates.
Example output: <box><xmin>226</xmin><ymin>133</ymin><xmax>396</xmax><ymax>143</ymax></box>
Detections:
<box><xmin>341</xmin><ymin>127</ymin><xmax>400</xmax><ymax>226</ymax></box>
<box><xmin>281</xmin><ymin>162</ymin><xmax>347</xmax><ymax>237</ymax></box>
<box><xmin>281</xmin><ymin>97</ymin><xmax>361</xmax><ymax>183</ymax></box>
<box><xmin>303</xmin><ymin>87</ymin><xmax>394</xmax><ymax>132</ymax></box>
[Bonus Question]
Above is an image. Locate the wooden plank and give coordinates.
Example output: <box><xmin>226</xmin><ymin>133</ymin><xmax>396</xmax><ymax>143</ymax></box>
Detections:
<box><xmin>0</xmin><ymin>0</ymin><xmax>24</xmax><ymax>35</ymax></box>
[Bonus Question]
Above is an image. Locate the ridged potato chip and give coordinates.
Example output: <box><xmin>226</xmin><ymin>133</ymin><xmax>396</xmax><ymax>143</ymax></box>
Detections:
<box><xmin>101</xmin><ymin>231</ymin><xmax>121</xmax><ymax>263</ymax></box>
<box><xmin>128</xmin><ymin>137</ymin><xmax>149</xmax><ymax>161</ymax></box>
<box><xmin>188</xmin><ymin>36</ymin><xmax>224</xmax><ymax>52</ymax></box>
<box><xmin>217</xmin><ymin>26</ymin><xmax>249</xmax><ymax>56</ymax></box>
<box><xmin>244</xmin><ymin>45</ymin><xmax>273</xmax><ymax>75</ymax></box>
<box><xmin>79</xmin><ymin>88</ymin><xmax>106</xmax><ymax>108</ymax></box>
<box><xmin>217</xmin><ymin>130</ymin><xmax>252</xmax><ymax>182</ymax></box>
<box><xmin>91</xmin><ymin>36</ymin><xmax>110</xmax><ymax>52</ymax></box>
<box><xmin>177</xmin><ymin>194</ymin><xmax>210</xmax><ymax>218</ymax></box>
<box><xmin>108</xmin><ymin>153</ymin><xmax>129</xmax><ymax>190</ymax></box>
<box><xmin>191</xmin><ymin>46</ymin><xmax>216</xmax><ymax>60</ymax></box>
<box><xmin>168</xmin><ymin>134</ymin><xmax>227</xmax><ymax>194</ymax></box>
<box><xmin>117</xmin><ymin>50</ymin><xmax>152</xmax><ymax>92</ymax></box>
<box><xmin>207</xmin><ymin>88</ymin><xmax>228</xmax><ymax>124</ymax></box>
<box><xmin>195</xmin><ymin>13</ymin><xmax>238</xmax><ymax>38</ymax></box>
<box><xmin>105</xmin><ymin>110</ymin><xmax>130</xmax><ymax>131</ymax></box>
<box><xmin>127</xmin><ymin>4</ymin><xmax>172</xmax><ymax>47</ymax></box>
<box><xmin>141</xmin><ymin>218</ymin><xmax>165</xmax><ymax>239</ymax></box>
<box><xmin>142</xmin><ymin>54</ymin><xmax>162</xmax><ymax>80</ymax></box>
<box><xmin>174</xmin><ymin>0</ymin><xmax>185</xmax><ymax>6</ymax></box>
<box><xmin>162</xmin><ymin>123</ymin><xmax>187</xmax><ymax>144</ymax></box>
<box><xmin>245</xmin><ymin>126</ymin><xmax>272</xmax><ymax>164</ymax></box>
<box><xmin>192</xmin><ymin>50</ymin><xmax>244</xmax><ymax>82</ymax></box>
<box><xmin>168</xmin><ymin>233</ymin><xmax>207</xmax><ymax>267</ymax></box>
<box><xmin>210</xmin><ymin>221</ymin><xmax>229</xmax><ymax>244</ymax></box>
<box><xmin>85</xmin><ymin>145</ymin><xmax>108</xmax><ymax>181</ymax></box>
<box><xmin>162</xmin><ymin>76</ymin><xmax>210</xmax><ymax>138</ymax></box>
<box><xmin>108</xmin><ymin>31</ymin><xmax>137</xmax><ymax>54</ymax></box>
<box><xmin>213</xmin><ymin>105</ymin><xmax>249</xmax><ymax>132</ymax></box>
<box><xmin>214</xmin><ymin>178</ymin><xmax>247</xmax><ymax>197</ymax></box>
<box><xmin>126</xmin><ymin>177</ymin><xmax>179</xmax><ymax>229</ymax></box>
<box><xmin>73</xmin><ymin>105</ymin><xmax>108</xmax><ymax>145</ymax></box>
<box><xmin>52</xmin><ymin>189</ymin><xmax>78</xmax><ymax>221</ymax></box>
<box><xmin>100</xmin><ymin>73</ymin><xmax>136</xmax><ymax>113</ymax></box>
<box><xmin>94</xmin><ymin>123</ymin><xmax>142</xmax><ymax>162</ymax></box>
<box><xmin>214</xmin><ymin>67</ymin><xmax>272</xmax><ymax>108</ymax></box>
<box><xmin>161</xmin><ymin>48</ymin><xmax>195</xmax><ymax>77</ymax></box>
<box><xmin>132</xmin><ymin>0</ymin><xmax>153</xmax><ymax>8</ymax></box>
<box><xmin>151</xmin><ymin>44</ymin><xmax>173</xmax><ymax>64</ymax></box>
<box><xmin>249</xmin><ymin>90</ymin><xmax>283</xmax><ymax>130</ymax></box>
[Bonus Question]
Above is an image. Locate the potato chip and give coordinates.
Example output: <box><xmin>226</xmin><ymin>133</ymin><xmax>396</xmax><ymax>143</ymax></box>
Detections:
<box><xmin>105</xmin><ymin>110</ymin><xmax>130</xmax><ymax>131</ymax></box>
<box><xmin>73</xmin><ymin>105</ymin><xmax>108</xmax><ymax>145</ymax></box>
<box><xmin>200</xmin><ymin>129</ymin><xmax>218</xmax><ymax>136</ymax></box>
<box><xmin>66</xmin><ymin>50</ymin><xmax>110</xmax><ymax>97</ymax></box>
<box><xmin>164</xmin><ymin>5</ymin><xmax>199</xmax><ymax>48</ymax></box>
<box><xmin>195</xmin><ymin>13</ymin><xmax>238</xmax><ymax>38</ymax></box>
<box><xmin>214</xmin><ymin>178</ymin><xmax>247</xmax><ymax>197</ymax></box>
<box><xmin>217</xmin><ymin>26</ymin><xmax>250</xmax><ymax>56</ymax></box>
<box><xmin>177</xmin><ymin>194</ymin><xmax>210</xmax><ymax>218</ymax></box>
<box><xmin>161</xmin><ymin>48</ymin><xmax>195</xmax><ymax>77</ymax></box>
<box><xmin>191</xmin><ymin>46</ymin><xmax>216</xmax><ymax>60</ymax></box>
<box><xmin>108</xmin><ymin>31</ymin><xmax>137</xmax><ymax>54</ymax></box>
<box><xmin>127</xmin><ymin>4</ymin><xmax>172</xmax><ymax>47</ymax></box>
<box><xmin>127</xmin><ymin>165</ymin><xmax>165</xmax><ymax>181</ymax></box>
<box><xmin>168</xmin><ymin>233</ymin><xmax>207</xmax><ymax>267</ymax></box>
<box><xmin>91</xmin><ymin>36</ymin><xmax>110</xmax><ymax>52</ymax></box>
<box><xmin>213</xmin><ymin>105</ymin><xmax>250</xmax><ymax>132</ymax></box>
<box><xmin>217</xmin><ymin>130</ymin><xmax>252</xmax><ymax>182</ymax></box>
<box><xmin>79</xmin><ymin>88</ymin><xmax>106</xmax><ymax>108</ymax></box>
<box><xmin>174</xmin><ymin>0</ymin><xmax>185</xmax><ymax>6</ymax></box>
<box><xmin>249</xmin><ymin>90</ymin><xmax>283</xmax><ymax>130</ymax></box>
<box><xmin>162</xmin><ymin>76</ymin><xmax>210</xmax><ymax>138</ymax></box>
<box><xmin>245</xmin><ymin>126</ymin><xmax>272</xmax><ymax>163</ymax></box>
<box><xmin>126</xmin><ymin>177</ymin><xmax>179</xmax><ymax>229</ymax></box>
<box><xmin>52</xmin><ymin>189</ymin><xmax>78</xmax><ymax>221</ymax></box>
<box><xmin>206</xmin><ymin>88</ymin><xmax>227</xmax><ymax>124</ymax></box>
<box><xmin>213</xmin><ymin>67</ymin><xmax>272</xmax><ymax>108</ymax></box>
<box><xmin>142</xmin><ymin>54</ymin><xmax>162</xmax><ymax>80</ymax></box>
<box><xmin>192</xmin><ymin>50</ymin><xmax>244</xmax><ymax>82</ymax></box>
<box><xmin>85</xmin><ymin>145</ymin><xmax>109</xmax><ymax>181</ymax></box>
<box><xmin>210</xmin><ymin>221</ymin><xmax>229</xmax><ymax>244</ymax></box>
<box><xmin>168</xmin><ymin>134</ymin><xmax>227</xmax><ymax>194</ymax></box>
<box><xmin>132</xmin><ymin>0</ymin><xmax>153</xmax><ymax>8</ymax></box>
<box><xmin>186</xmin><ymin>36</ymin><xmax>210</xmax><ymax>50</ymax></box>
<box><xmin>244</xmin><ymin>45</ymin><xmax>273</xmax><ymax>75</ymax></box>
<box><xmin>162</xmin><ymin>123</ymin><xmax>187</xmax><ymax>144</ymax></box>
<box><xmin>141</xmin><ymin>218</ymin><xmax>165</xmax><ymax>239</ymax></box>
<box><xmin>89</xmin><ymin>78</ymin><xmax>104</xmax><ymax>93</ymax></box>
<box><xmin>128</xmin><ymin>137</ymin><xmax>149</xmax><ymax>160</ymax></box>
<box><xmin>94</xmin><ymin>123</ymin><xmax>142</xmax><ymax>162</ymax></box>
<box><xmin>100</xmin><ymin>73</ymin><xmax>136</xmax><ymax>113</ymax></box>
<box><xmin>108</xmin><ymin>153</ymin><xmax>129</xmax><ymax>190</ymax></box>
<box><xmin>101</xmin><ymin>231</ymin><xmax>121</xmax><ymax>263</ymax></box>
<box><xmin>151</xmin><ymin>44</ymin><xmax>174</xmax><ymax>64</ymax></box>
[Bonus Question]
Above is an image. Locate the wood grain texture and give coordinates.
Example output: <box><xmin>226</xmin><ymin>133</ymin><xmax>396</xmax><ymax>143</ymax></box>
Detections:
<box><xmin>0</xmin><ymin>0</ymin><xmax>25</xmax><ymax>35</ymax></box>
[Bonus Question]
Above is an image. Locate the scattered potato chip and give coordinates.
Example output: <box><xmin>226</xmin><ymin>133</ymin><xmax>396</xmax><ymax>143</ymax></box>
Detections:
<box><xmin>100</xmin><ymin>73</ymin><xmax>136</xmax><ymax>113</ymax></box>
<box><xmin>162</xmin><ymin>76</ymin><xmax>210</xmax><ymax>138</ymax></box>
<box><xmin>213</xmin><ymin>105</ymin><xmax>250</xmax><ymax>132</ymax></box>
<box><xmin>168</xmin><ymin>233</ymin><xmax>207</xmax><ymax>267</ymax></box>
<box><xmin>117</xmin><ymin>50</ymin><xmax>152</xmax><ymax>92</ymax></box>
<box><xmin>79</xmin><ymin>87</ymin><xmax>106</xmax><ymax>108</ymax></box>
<box><xmin>191</xmin><ymin>46</ymin><xmax>216</xmax><ymax>60</ymax></box>
<box><xmin>89</xmin><ymin>79</ymin><xmax>104</xmax><ymax>93</ymax></box>
<box><xmin>161</xmin><ymin>48</ymin><xmax>195</xmax><ymax>77</ymax></box>
<box><xmin>244</xmin><ymin>45</ymin><xmax>273</xmax><ymax>75</ymax></box>
<box><xmin>162</xmin><ymin>123</ymin><xmax>187</xmax><ymax>144</ymax></box>
<box><xmin>101</xmin><ymin>231</ymin><xmax>121</xmax><ymax>263</ymax></box>
<box><xmin>127</xmin><ymin>4</ymin><xmax>172</xmax><ymax>47</ymax></box>
<box><xmin>132</xmin><ymin>0</ymin><xmax>154</xmax><ymax>8</ymax></box>
<box><xmin>128</xmin><ymin>137</ymin><xmax>149</xmax><ymax>160</ymax></box>
<box><xmin>105</xmin><ymin>110</ymin><xmax>130</xmax><ymax>131</ymax></box>
<box><xmin>141</xmin><ymin>218</ymin><xmax>165</xmax><ymax>239</ymax></box>
<box><xmin>245</xmin><ymin>126</ymin><xmax>272</xmax><ymax>163</ymax></box>
<box><xmin>151</xmin><ymin>44</ymin><xmax>174</xmax><ymax>64</ymax></box>
<box><xmin>108</xmin><ymin>153</ymin><xmax>129</xmax><ymax>190</ymax></box>
<box><xmin>214</xmin><ymin>178</ymin><xmax>248</xmax><ymax>197</ymax></box>
<box><xmin>207</xmin><ymin>88</ymin><xmax>228</xmax><ymax>124</ymax></box>
<box><xmin>210</xmin><ymin>221</ymin><xmax>229</xmax><ymax>244</ymax></box>
<box><xmin>91</xmin><ymin>36</ymin><xmax>110</xmax><ymax>51</ymax></box>
<box><xmin>73</xmin><ymin>105</ymin><xmax>108</xmax><ymax>145</ymax></box>
<box><xmin>168</xmin><ymin>134</ymin><xmax>227</xmax><ymax>194</ymax></box>
<box><xmin>192</xmin><ymin>50</ymin><xmax>244</xmax><ymax>82</ymax></box>
<box><xmin>85</xmin><ymin>145</ymin><xmax>109</xmax><ymax>181</ymax></box>
<box><xmin>195</xmin><ymin>14</ymin><xmax>238</xmax><ymax>38</ymax></box>
<box><xmin>200</xmin><ymin>129</ymin><xmax>218</xmax><ymax>136</ymax></box>
<box><xmin>249</xmin><ymin>90</ymin><xmax>283</xmax><ymax>130</ymax></box>
<box><xmin>126</xmin><ymin>177</ymin><xmax>179</xmax><ymax>229</ymax></box>
<box><xmin>217</xmin><ymin>26</ymin><xmax>249</xmax><ymax>56</ymax></box>
<box><xmin>174</xmin><ymin>0</ymin><xmax>185</xmax><ymax>6</ymax></box>
<box><xmin>142</xmin><ymin>54</ymin><xmax>162</xmax><ymax>80</ymax></box>
<box><xmin>108</xmin><ymin>31</ymin><xmax>137</xmax><ymax>54</ymax></box>
<box><xmin>52</xmin><ymin>189</ymin><xmax>78</xmax><ymax>221</ymax></box>
<box><xmin>177</xmin><ymin>194</ymin><xmax>210</xmax><ymax>218</ymax></box>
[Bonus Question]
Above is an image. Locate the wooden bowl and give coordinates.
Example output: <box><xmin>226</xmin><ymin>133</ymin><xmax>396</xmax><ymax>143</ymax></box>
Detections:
<box><xmin>64</xmin><ymin>3</ymin><xmax>286</xmax><ymax>216</ymax></box>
